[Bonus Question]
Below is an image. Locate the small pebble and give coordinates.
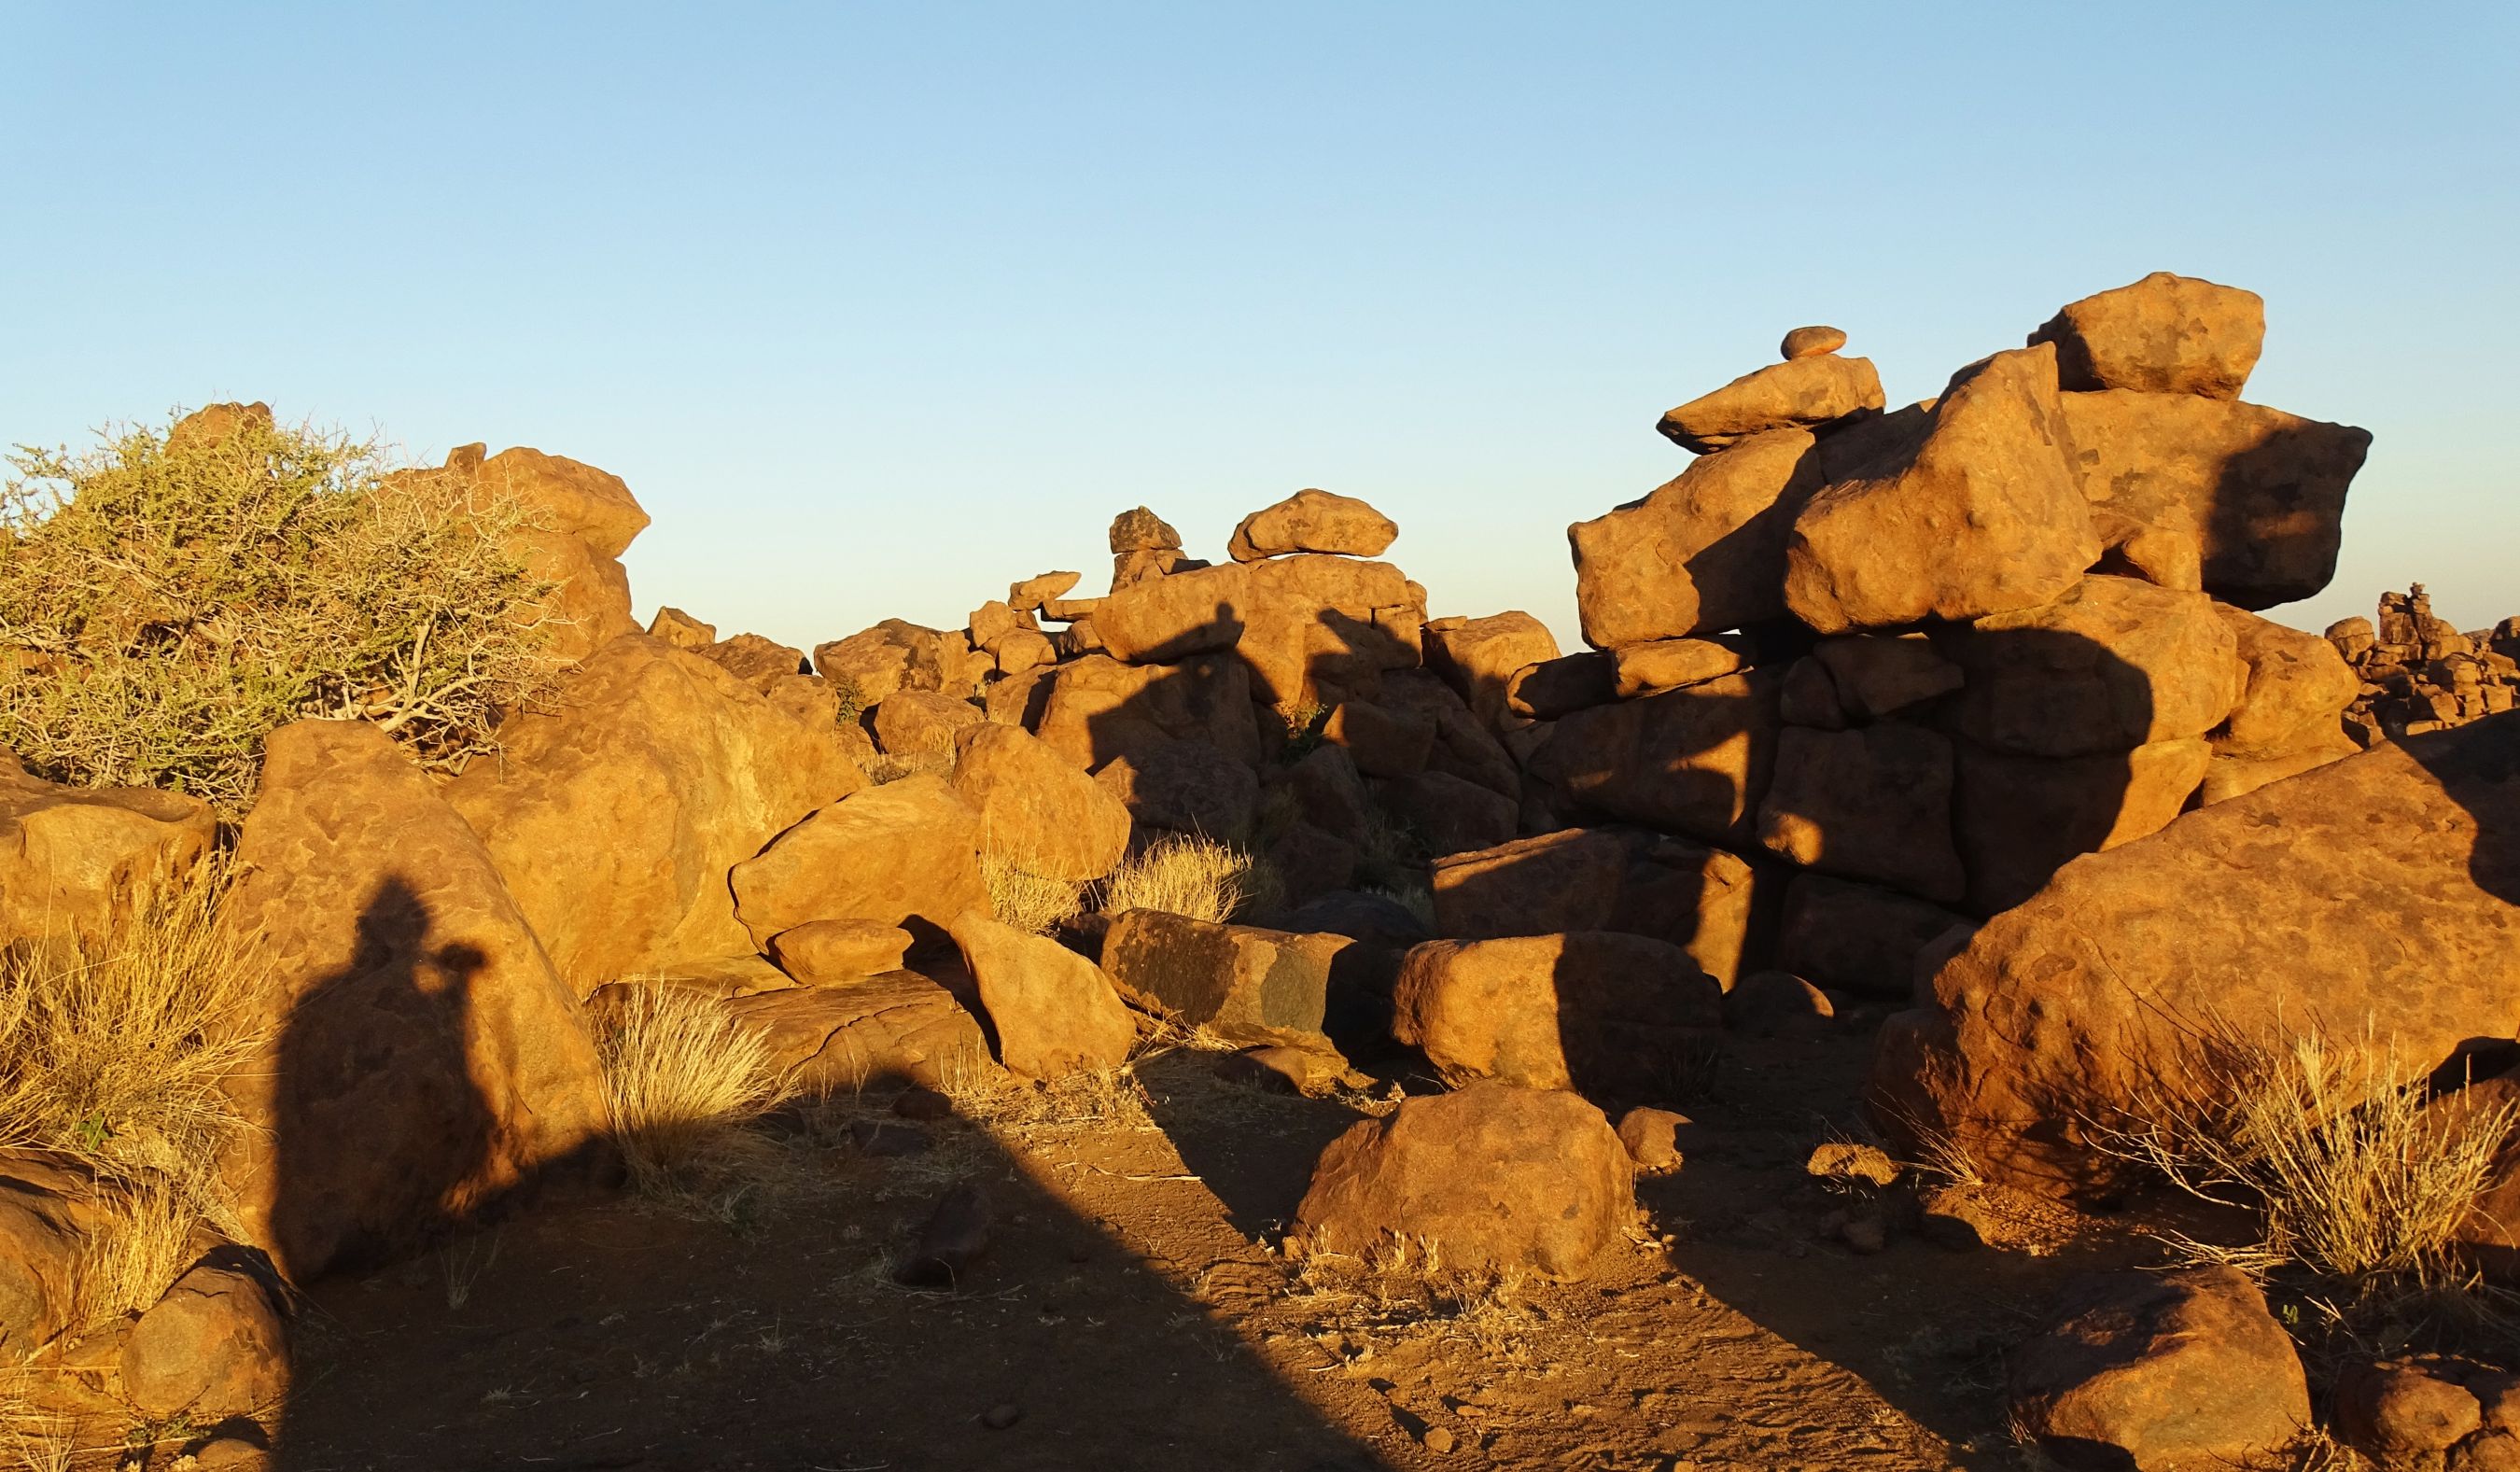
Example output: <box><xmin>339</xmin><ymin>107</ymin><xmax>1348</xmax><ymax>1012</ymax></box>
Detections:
<box><xmin>1421</xmin><ymin>1426</ymin><xmax>1455</xmax><ymax>1453</ymax></box>
<box><xmin>983</xmin><ymin>1402</ymin><xmax>1023</xmax><ymax>1429</ymax></box>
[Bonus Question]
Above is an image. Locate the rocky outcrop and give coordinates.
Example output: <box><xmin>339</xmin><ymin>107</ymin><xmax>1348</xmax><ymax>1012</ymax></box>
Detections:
<box><xmin>729</xmin><ymin>775</ymin><xmax>987</xmax><ymax>951</ymax></box>
<box><xmin>0</xmin><ymin>759</ymin><xmax>217</xmax><ymax>945</ymax></box>
<box><xmin>1294</xmin><ymin>1082</ymin><xmax>1633</xmax><ymax>1280</ymax></box>
<box><xmin>220</xmin><ymin>720</ymin><xmax>613</xmax><ymax>1280</ymax></box>
<box><xmin>2335</xmin><ymin>584</ymin><xmax>2520</xmax><ymax>745</ymax></box>
<box><xmin>465</xmin><ymin>445</ymin><xmax>651</xmax><ymax>663</ymax></box>
<box><xmin>446</xmin><ymin>636</ymin><xmax>863</xmax><ymax>993</ymax></box>
<box><xmin>1871</xmin><ymin>714</ymin><xmax>2520</xmax><ymax>1197</ymax></box>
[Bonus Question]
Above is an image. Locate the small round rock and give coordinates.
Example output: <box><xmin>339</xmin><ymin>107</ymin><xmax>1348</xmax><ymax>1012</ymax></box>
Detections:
<box><xmin>1780</xmin><ymin>325</ymin><xmax>1848</xmax><ymax>360</ymax></box>
<box><xmin>982</xmin><ymin>1402</ymin><xmax>1024</xmax><ymax>1430</ymax></box>
<box><xmin>1421</xmin><ymin>1426</ymin><xmax>1456</xmax><ymax>1454</ymax></box>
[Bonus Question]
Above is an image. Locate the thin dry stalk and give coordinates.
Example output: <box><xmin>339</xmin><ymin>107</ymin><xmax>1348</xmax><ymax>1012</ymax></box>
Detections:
<box><xmin>594</xmin><ymin>985</ymin><xmax>794</xmax><ymax>1198</ymax></box>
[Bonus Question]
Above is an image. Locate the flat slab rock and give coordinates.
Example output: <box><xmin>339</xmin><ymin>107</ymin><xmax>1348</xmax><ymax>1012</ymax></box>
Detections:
<box><xmin>725</xmin><ymin>968</ymin><xmax>991</xmax><ymax>1092</ymax></box>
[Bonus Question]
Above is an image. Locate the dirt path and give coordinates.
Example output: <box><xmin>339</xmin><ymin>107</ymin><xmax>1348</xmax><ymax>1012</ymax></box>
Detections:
<box><xmin>277</xmin><ymin>1034</ymin><xmax>2149</xmax><ymax>1471</ymax></box>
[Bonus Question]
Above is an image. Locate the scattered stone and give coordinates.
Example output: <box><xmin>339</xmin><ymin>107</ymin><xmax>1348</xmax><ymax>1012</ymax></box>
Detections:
<box><xmin>1421</xmin><ymin>1426</ymin><xmax>1456</xmax><ymax>1454</ymax></box>
<box><xmin>2336</xmin><ymin>1356</ymin><xmax>2485</xmax><ymax>1462</ymax></box>
<box><xmin>1725</xmin><ymin>972</ymin><xmax>1837</xmax><ymax>1038</ymax></box>
<box><xmin>1617</xmin><ymin>1107</ymin><xmax>1687</xmax><ymax>1174</ymax></box>
<box><xmin>1228</xmin><ymin>488</ymin><xmax>1399</xmax><ymax>561</ymax></box>
<box><xmin>894</xmin><ymin>1184</ymin><xmax>992</xmax><ymax>1288</ymax></box>
<box><xmin>1806</xmin><ymin>1141</ymin><xmax>1899</xmax><ymax>1188</ymax></box>
<box><xmin>2027</xmin><ymin>271</ymin><xmax>2265</xmax><ymax>400</ymax></box>
<box><xmin>1780</xmin><ymin>325</ymin><xmax>1848</xmax><ymax>360</ymax></box>
<box><xmin>982</xmin><ymin>1402</ymin><xmax>1025</xmax><ymax>1430</ymax></box>
<box><xmin>1658</xmin><ymin>357</ymin><xmax>1883</xmax><ymax>454</ymax></box>
<box><xmin>1294</xmin><ymin>1081</ymin><xmax>1634</xmax><ymax>1280</ymax></box>
<box><xmin>2007</xmin><ymin>1267</ymin><xmax>2311</xmax><ymax>1472</ymax></box>
<box><xmin>1215</xmin><ymin>1044</ymin><xmax>1353</xmax><ymax>1098</ymax></box>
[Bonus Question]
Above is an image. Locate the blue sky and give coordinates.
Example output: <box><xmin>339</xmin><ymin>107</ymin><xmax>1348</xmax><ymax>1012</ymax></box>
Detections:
<box><xmin>7</xmin><ymin>4</ymin><xmax>2513</xmax><ymax>649</ymax></box>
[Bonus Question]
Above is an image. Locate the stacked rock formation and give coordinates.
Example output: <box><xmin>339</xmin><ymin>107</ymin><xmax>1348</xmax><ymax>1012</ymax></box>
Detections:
<box><xmin>1466</xmin><ymin>273</ymin><xmax>2374</xmax><ymax>996</ymax></box>
<box><xmin>2329</xmin><ymin>584</ymin><xmax>2520</xmax><ymax>742</ymax></box>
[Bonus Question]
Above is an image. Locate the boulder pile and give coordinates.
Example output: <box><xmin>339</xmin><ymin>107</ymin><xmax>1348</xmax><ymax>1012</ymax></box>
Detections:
<box><xmin>2330</xmin><ymin>583</ymin><xmax>2520</xmax><ymax>742</ymax></box>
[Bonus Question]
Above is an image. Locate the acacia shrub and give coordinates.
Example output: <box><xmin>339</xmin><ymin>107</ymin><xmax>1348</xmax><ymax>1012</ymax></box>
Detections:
<box><xmin>0</xmin><ymin>406</ymin><xmax>558</xmax><ymax>812</ymax></box>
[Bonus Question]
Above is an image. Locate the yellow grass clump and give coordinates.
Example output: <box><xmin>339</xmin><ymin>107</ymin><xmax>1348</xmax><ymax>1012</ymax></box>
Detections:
<box><xmin>980</xmin><ymin>850</ymin><xmax>1084</xmax><ymax>936</ymax></box>
<box><xmin>1099</xmin><ymin>834</ymin><xmax>1269</xmax><ymax>924</ymax></box>
<box><xmin>2108</xmin><ymin>1026</ymin><xmax>2520</xmax><ymax>1283</ymax></box>
<box><xmin>594</xmin><ymin>984</ymin><xmax>794</xmax><ymax>1197</ymax></box>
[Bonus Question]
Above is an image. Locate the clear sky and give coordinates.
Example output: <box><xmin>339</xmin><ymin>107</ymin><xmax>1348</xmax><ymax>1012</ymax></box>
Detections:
<box><xmin>7</xmin><ymin>4</ymin><xmax>2513</xmax><ymax>650</ymax></box>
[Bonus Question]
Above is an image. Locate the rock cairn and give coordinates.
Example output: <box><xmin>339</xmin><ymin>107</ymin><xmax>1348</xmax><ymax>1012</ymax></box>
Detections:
<box><xmin>2328</xmin><ymin>584</ymin><xmax>2520</xmax><ymax>741</ymax></box>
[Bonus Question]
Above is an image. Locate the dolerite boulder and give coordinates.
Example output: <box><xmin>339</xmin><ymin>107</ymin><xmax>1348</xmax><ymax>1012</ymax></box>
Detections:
<box><xmin>694</xmin><ymin>632</ymin><xmax>809</xmax><ymax>692</ymax></box>
<box><xmin>1872</xmin><ymin>714</ymin><xmax>2520</xmax><ymax>1196</ymax></box>
<box><xmin>1376</xmin><ymin>670</ymin><xmax>1522</xmax><ymax>798</ymax></box>
<box><xmin>1094</xmin><ymin>563</ymin><xmax>1250</xmax><ymax>664</ymax></box>
<box><xmin>1029</xmin><ymin>652</ymin><xmax>1262</xmax><ymax>771</ymax></box>
<box><xmin>1227</xmin><ymin>488</ymin><xmax>1399</xmax><ymax>561</ymax></box>
<box><xmin>2057</xmin><ymin>389</ymin><xmax>2370</xmax><ymax>610</ymax></box>
<box><xmin>813</xmin><ymin>620</ymin><xmax>971</xmax><ymax>705</ymax></box>
<box><xmin>2008</xmin><ymin>1267</ymin><xmax>2308</xmax><ymax>1471</ymax></box>
<box><xmin>1569</xmin><ymin>428</ymin><xmax>1816</xmax><ymax>647</ymax></box>
<box><xmin>1526</xmin><ymin>668</ymin><xmax>1784</xmax><ymax>847</ymax></box>
<box><xmin>729</xmin><ymin>775</ymin><xmax>987</xmax><ymax>951</ymax></box>
<box><xmin>1375</xmin><ymin>770</ymin><xmax>1519</xmax><ymax>858</ymax></box>
<box><xmin>1391</xmin><ymin>932</ymin><xmax>1722</xmax><ymax>1096</ymax></box>
<box><xmin>0</xmin><ymin>759</ymin><xmax>217</xmax><ymax>945</ymax></box>
<box><xmin>1430</xmin><ymin>827</ymin><xmax>1762</xmax><ymax>988</ymax></box>
<box><xmin>949</xmin><ymin>723</ymin><xmax>1130</xmax><ymax>880</ymax></box>
<box><xmin>2026</xmin><ymin>271</ymin><xmax>2266</xmax><ymax>400</ymax></box>
<box><xmin>1611</xmin><ymin>636</ymin><xmax>1749</xmax><ymax>699</ymax></box>
<box><xmin>765</xmin><ymin>919</ymin><xmax>914</xmax><ymax>985</ymax></box>
<box><xmin>1774</xmin><ymin>874</ymin><xmax>1968</xmax><ymax>1000</ymax></box>
<box><xmin>1238</xmin><ymin>554</ymin><xmax>1426</xmax><ymax>708</ymax></box>
<box><xmin>1294</xmin><ymin>1081</ymin><xmax>1633</xmax><ymax>1280</ymax></box>
<box><xmin>725</xmin><ymin>971</ymin><xmax>989</xmax><ymax>1092</ymax></box>
<box><xmin>1756</xmin><ymin>723</ymin><xmax>1966</xmax><ymax>903</ymax></box>
<box><xmin>119</xmin><ymin>1261</ymin><xmax>289</xmax><ymax>1422</ymax></box>
<box><xmin>455</xmin><ymin>446</ymin><xmax>650</xmax><ymax>663</ymax></box>
<box><xmin>1507</xmin><ymin>652</ymin><xmax>1617</xmax><ymax>721</ymax></box>
<box><xmin>1784</xmin><ymin>345</ymin><xmax>2102</xmax><ymax>632</ymax></box>
<box><xmin>872</xmin><ymin>689</ymin><xmax>985</xmax><ymax>764</ymax></box>
<box><xmin>1095</xmin><ymin>738</ymin><xmax>1261</xmax><ymax>843</ymax></box>
<box><xmin>1944</xmin><ymin>576</ymin><xmax>2244</xmax><ymax>758</ymax></box>
<box><xmin>1100</xmin><ymin>910</ymin><xmax>1344</xmax><ymax>1047</ymax></box>
<box><xmin>647</xmin><ymin>606</ymin><xmax>715</xmax><ymax>649</ymax></box>
<box><xmin>1323</xmin><ymin>699</ymin><xmax>1435</xmax><ymax>778</ymax></box>
<box><xmin>950</xmin><ymin>913</ymin><xmax>1137</xmax><ymax>1079</ymax></box>
<box><xmin>446</xmin><ymin>636</ymin><xmax>863</xmax><ymax>994</ymax></box>
<box><xmin>1953</xmin><ymin>736</ymin><xmax>2213</xmax><ymax>915</ymax></box>
<box><xmin>1008</xmin><ymin>570</ymin><xmax>1081</xmax><ymax>611</ymax></box>
<box><xmin>0</xmin><ymin>1166</ymin><xmax>85</xmax><ymax>1353</ymax></box>
<box><xmin>1809</xmin><ymin>634</ymin><xmax>1964</xmax><ymax>719</ymax></box>
<box><xmin>1657</xmin><ymin>357</ymin><xmax>1883</xmax><ymax>453</ymax></box>
<box><xmin>219</xmin><ymin>721</ymin><xmax>612</xmax><ymax>1280</ymax></box>
<box><xmin>1422</xmin><ymin>611</ymin><xmax>1561</xmax><ymax>730</ymax></box>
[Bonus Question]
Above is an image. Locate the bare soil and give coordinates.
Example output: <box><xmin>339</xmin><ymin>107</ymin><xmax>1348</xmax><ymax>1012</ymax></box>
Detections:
<box><xmin>276</xmin><ymin>1030</ymin><xmax>2161</xmax><ymax>1471</ymax></box>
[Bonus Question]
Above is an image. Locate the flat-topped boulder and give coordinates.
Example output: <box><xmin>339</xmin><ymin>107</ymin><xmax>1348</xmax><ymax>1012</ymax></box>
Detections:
<box><xmin>1227</xmin><ymin>488</ymin><xmax>1398</xmax><ymax>561</ymax></box>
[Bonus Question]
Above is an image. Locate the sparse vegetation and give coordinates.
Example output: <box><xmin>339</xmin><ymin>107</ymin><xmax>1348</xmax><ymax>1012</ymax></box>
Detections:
<box><xmin>980</xmin><ymin>850</ymin><xmax>1084</xmax><ymax>935</ymax></box>
<box><xmin>593</xmin><ymin>984</ymin><xmax>795</xmax><ymax>1200</ymax></box>
<box><xmin>0</xmin><ymin>409</ymin><xmax>557</xmax><ymax>813</ymax></box>
<box><xmin>0</xmin><ymin>861</ymin><xmax>264</xmax><ymax>1327</ymax></box>
<box><xmin>2103</xmin><ymin>1027</ymin><xmax>2517</xmax><ymax>1283</ymax></box>
<box><xmin>1098</xmin><ymin>834</ymin><xmax>1270</xmax><ymax>924</ymax></box>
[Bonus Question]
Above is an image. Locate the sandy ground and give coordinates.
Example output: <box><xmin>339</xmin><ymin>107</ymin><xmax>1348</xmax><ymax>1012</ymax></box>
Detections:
<box><xmin>276</xmin><ymin>1030</ymin><xmax>2156</xmax><ymax>1471</ymax></box>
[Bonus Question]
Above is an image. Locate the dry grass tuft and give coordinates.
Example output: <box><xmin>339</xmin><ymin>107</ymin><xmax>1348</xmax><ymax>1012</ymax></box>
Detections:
<box><xmin>1099</xmin><ymin>834</ymin><xmax>1266</xmax><ymax>924</ymax></box>
<box><xmin>980</xmin><ymin>850</ymin><xmax>1083</xmax><ymax>936</ymax></box>
<box><xmin>594</xmin><ymin>985</ymin><xmax>795</xmax><ymax>1199</ymax></box>
<box><xmin>0</xmin><ymin>1379</ymin><xmax>72</xmax><ymax>1472</ymax></box>
<box><xmin>2104</xmin><ymin>1026</ymin><xmax>2518</xmax><ymax>1283</ymax></box>
<box><xmin>0</xmin><ymin>862</ymin><xmax>264</xmax><ymax>1329</ymax></box>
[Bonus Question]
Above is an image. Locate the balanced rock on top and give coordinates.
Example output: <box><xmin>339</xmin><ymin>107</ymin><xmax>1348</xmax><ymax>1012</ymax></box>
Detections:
<box><xmin>2027</xmin><ymin>270</ymin><xmax>2265</xmax><ymax>400</ymax></box>
<box><xmin>1227</xmin><ymin>488</ymin><xmax>1398</xmax><ymax>561</ymax></box>
<box><xmin>1780</xmin><ymin>325</ymin><xmax>1848</xmax><ymax>360</ymax></box>
<box><xmin>1657</xmin><ymin>354</ymin><xmax>1883</xmax><ymax>454</ymax></box>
